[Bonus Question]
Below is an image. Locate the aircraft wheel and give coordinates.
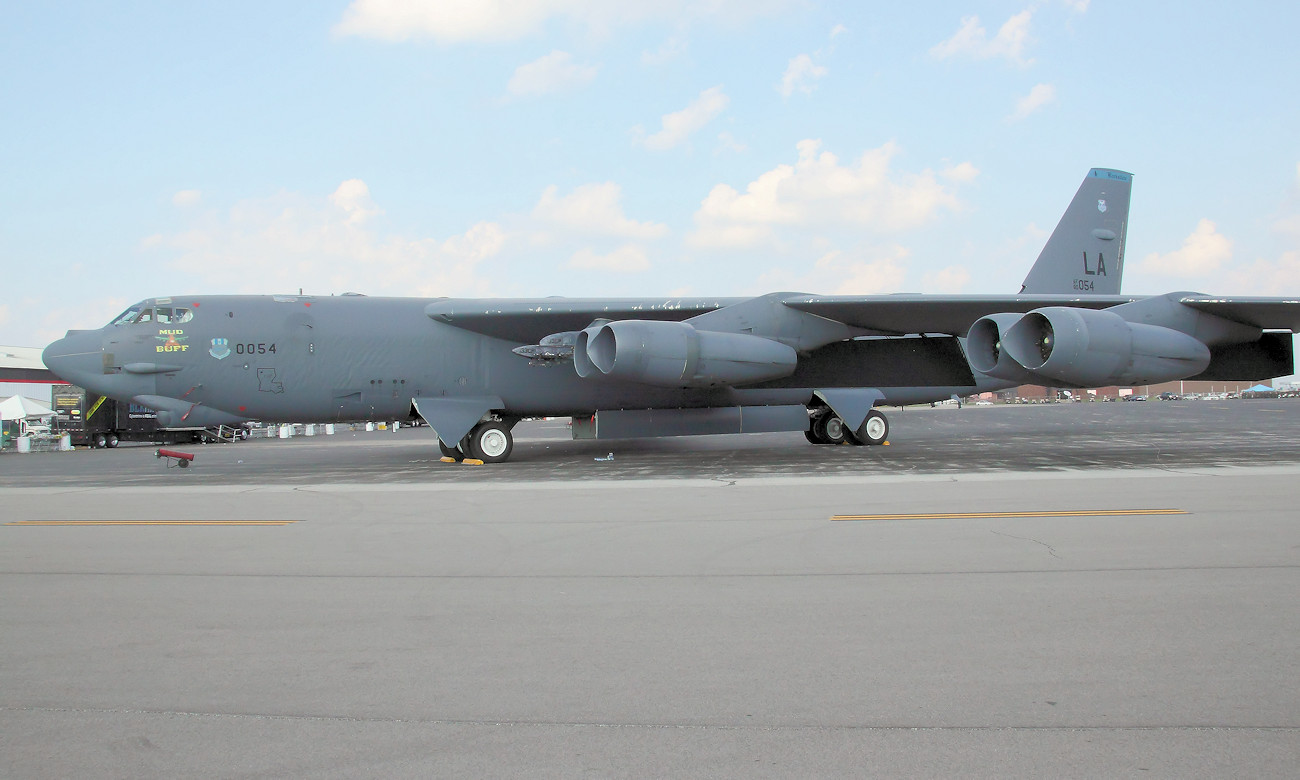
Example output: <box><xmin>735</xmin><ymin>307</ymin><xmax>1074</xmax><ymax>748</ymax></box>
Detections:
<box><xmin>438</xmin><ymin>440</ymin><xmax>464</xmax><ymax>460</ymax></box>
<box><xmin>814</xmin><ymin>414</ymin><xmax>849</xmax><ymax>445</ymax></box>
<box><xmin>93</xmin><ymin>432</ymin><xmax>108</xmax><ymax>449</ymax></box>
<box><xmin>467</xmin><ymin>421</ymin><xmax>513</xmax><ymax>464</ymax></box>
<box><xmin>804</xmin><ymin>428</ymin><xmax>822</xmax><ymax>445</ymax></box>
<box><xmin>852</xmin><ymin>409</ymin><xmax>889</xmax><ymax>445</ymax></box>
<box><xmin>106</xmin><ymin>433</ymin><xmax>120</xmax><ymax>448</ymax></box>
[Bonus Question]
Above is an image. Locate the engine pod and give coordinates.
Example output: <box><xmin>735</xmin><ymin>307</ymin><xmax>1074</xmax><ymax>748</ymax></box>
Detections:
<box><xmin>577</xmin><ymin>319</ymin><xmax>798</xmax><ymax>388</ymax></box>
<box><xmin>1002</xmin><ymin>307</ymin><xmax>1211</xmax><ymax>387</ymax></box>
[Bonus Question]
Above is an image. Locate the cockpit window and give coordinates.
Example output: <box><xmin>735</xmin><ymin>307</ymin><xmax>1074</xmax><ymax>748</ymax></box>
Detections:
<box><xmin>110</xmin><ymin>305</ymin><xmax>145</xmax><ymax>326</ymax></box>
<box><xmin>107</xmin><ymin>301</ymin><xmax>194</xmax><ymax>326</ymax></box>
<box><xmin>155</xmin><ymin>306</ymin><xmax>193</xmax><ymax>324</ymax></box>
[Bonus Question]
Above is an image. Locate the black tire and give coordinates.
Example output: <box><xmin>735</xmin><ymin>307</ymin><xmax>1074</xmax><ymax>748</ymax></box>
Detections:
<box><xmin>106</xmin><ymin>433</ymin><xmax>120</xmax><ymax>448</ymax></box>
<box><xmin>814</xmin><ymin>414</ymin><xmax>849</xmax><ymax>445</ymax></box>
<box><xmin>852</xmin><ymin>409</ymin><xmax>889</xmax><ymax>445</ymax></box>
<box><xmin>804</xmin><ymin>428</ymin><xmax>822</xmax><ymax>445</ymax></box>
<box><xmin>466</xmin><ymin>421</ymin><xmax>513</xmax><ymax>464</ymax></box>
<box><xmin>438</xmin><ymin>440</ymin><xmax>463</xmax><ymax>460</ymax></box>
<box><xmin>93</xmin><ymin>432</ymin><xmax>108</xmax><ymax>449</ymax></box>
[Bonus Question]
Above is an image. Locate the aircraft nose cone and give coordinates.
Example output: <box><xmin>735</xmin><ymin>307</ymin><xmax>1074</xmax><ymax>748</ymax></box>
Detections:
<box><xmin>42</xmin><ymin>330</ymin><xmax>102</xmax><ymax>385</ymax></box>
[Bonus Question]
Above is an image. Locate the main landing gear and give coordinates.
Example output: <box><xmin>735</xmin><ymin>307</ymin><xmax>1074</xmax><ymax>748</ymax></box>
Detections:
<box><xmin>441</xmin><ymin>419</ymin><xmax>516</xmax><ymax>464</ymax></box>
<box><xmin>806</xmin><ymin>408</ymin><xmax>888</xmax><ymax>446</ymax></box>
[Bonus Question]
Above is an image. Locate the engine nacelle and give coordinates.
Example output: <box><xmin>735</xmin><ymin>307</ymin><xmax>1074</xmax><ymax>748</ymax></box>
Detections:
<box><xmin>966</xmin><ymin>313</ymin><xmax>1049</xmax><ymax>384</ymax></box>
<box><xmin>995</xmin><ymin>307</ymin><xmax>1211</xmax><ymax>387</ymax></box>
<box><xmin>573</xmin><ymin>320</ymin><xmax>798</xmax><ymax>388</ymax></box>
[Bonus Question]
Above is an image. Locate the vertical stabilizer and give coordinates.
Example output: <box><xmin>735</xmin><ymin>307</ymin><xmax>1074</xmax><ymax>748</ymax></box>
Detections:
<box><xmin>1019</xmin><ymin>168</ymin><xmax>1132</xmax><ymax>295</ymax></box>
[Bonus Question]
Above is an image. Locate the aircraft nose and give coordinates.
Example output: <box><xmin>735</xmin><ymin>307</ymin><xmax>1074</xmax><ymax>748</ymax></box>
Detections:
<box><xmin>42</xmin><ymin>330</ymin><xmax>103</xmax><ymax>385</ymax></box>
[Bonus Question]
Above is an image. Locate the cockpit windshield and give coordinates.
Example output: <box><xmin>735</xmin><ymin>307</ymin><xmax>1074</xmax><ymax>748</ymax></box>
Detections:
<box><xmin>110</xmin><ymin>304</ymin><xmax>146</xmax><ymax>326</ymax></box>
<box><xmin>108</xmin><ymin>301</ymin><xmax>194</xmax><ymax>326</ymax></box>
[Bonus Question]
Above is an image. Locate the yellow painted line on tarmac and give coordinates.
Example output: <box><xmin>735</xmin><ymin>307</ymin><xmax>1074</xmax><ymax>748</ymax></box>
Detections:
<box><xmin>831</xmin><ymin>509</ymin><xmax>1188</xmax><ymax>522</ymax></box>
<box><xmin>6</xmin><ymin>520</ymin><xmax>297</xmax><ymax>526</ymax></box>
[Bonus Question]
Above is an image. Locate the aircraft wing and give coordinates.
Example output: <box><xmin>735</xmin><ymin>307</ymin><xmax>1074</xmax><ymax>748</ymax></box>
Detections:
<box><xmin>430</xmin><ymin>294</ymin><xmax>1144</xmax><ymax>342</ymax></box>
<box><xmin>427</xmin><ymin>293</ymin><xmax>1300</xmax><ymax>345</ymax></box>
<box><xmin>425</xmin><ymin>298</ymin><xmax>744</xmax><ymax>342</ymax></box>
<box><xmin>779</xmin><ymin>294</ymin><xmax>1137</xmax><ymax>336</ymax></box>
<box><xmin>1176</xmin><ymin>296</ymin><xmax>1300</xmax><ymax>331</ymax></box>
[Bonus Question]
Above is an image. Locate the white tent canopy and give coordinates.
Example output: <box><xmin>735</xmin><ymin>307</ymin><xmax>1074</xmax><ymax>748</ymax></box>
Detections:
<box><xmin>0</xmin><ymin>395</ymin><xmax>57</xmax><ymax>421</ymax></box>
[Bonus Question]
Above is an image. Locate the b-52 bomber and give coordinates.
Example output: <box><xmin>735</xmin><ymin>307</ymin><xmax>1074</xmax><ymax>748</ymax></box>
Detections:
<box><xmin>43</xmin><ymin>169</ymin><xmax>1300</xmax><ymax>463</ymax></box>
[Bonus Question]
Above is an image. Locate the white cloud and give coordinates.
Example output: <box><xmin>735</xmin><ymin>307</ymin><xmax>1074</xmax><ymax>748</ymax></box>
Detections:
<box><xmin>689</xmin><ymin>140</ymin><xmax>968</xmax><ymax>248</ymax></box>
<box><xmin>642</xmin><ymin>33</ymin><xmax>687</xmax><ymax>66</ymax></box>
<box><xmin>567</xmin><ymin>244</ymin><xmax>651</xmax><ymax>272</ymax></box>
<box><xmin>716</xmin><ymin>132</ymin><xmax>747</xmax><ymax>154</ymax></box>
<box><xmin>830</xmin><ymin>24</ymin><xmax>847</xmax><ymax>38</ymax></box>
<box><xmin>1220</xmin><ymin>251</ymin><xmax>1300</xmax><ymax>295</ymax></box>
<box><xmin>921</xmin><ymin>265</ymin><xmax>972</xmax><ymax>293</ymax></box>
<box><xmin>143</xmin><ymin>180</ymin><xmax>505</xmax><ymax>299</ymax></box>
<box><xmin>172</xmin><ymin>190</ymin><xmax>201</xmax><ymax>207</ymax></box>
<box><xmin>334</xmin><ymin>0</ymin><xmax>794</xmax><ymax>43</ymax></box>
<box><xmin>941</xmin><ymin>161</ymin><xmax>980</xmax><ymax>183</ymax></box>
<box><xmin>1062</xmin><ymin>0</ymin><xmax>1091</xmax><ymax>12</ymax></box>
<box><xmin>639</xmin><ymin>86</ymin><xmax>729</xmax><ymax>151</ymax></box>
<box><xmin>507</xmin><ymin>50</ymin><xmax>598</xmax><ymax>97</ymax></box>
<box><xmin>533</xmin><ymin>182</ymin><xmax>668</xmax><ymax>239</ymax></box>
<box><xmin>754</xmin><ymin>246</ymin><xmax>910</xmax><ymax>295</ymax></box>
<box><xmin>777</xmin><ymin>54</ymin><xmax>828</xmax><ymax>97</ymax></box>
<box><xmin>1008</xmin><ymin>83</ymin><xmax>1056</xmax><ymax>122</ymax></box>
<box><xmin>1138</xmin><ymin>219</ymin><xmax>1233</xmax><ymax>276</ymax></box>
<box><xmin>329</xmin><ymin>179</ymin><xmax>382</xmax><ymax>225</ymax></box>
<box><xmin>930</xmin><ymin>10</ymin><xmax>1035</xmax><ymax>66</ymax></box>
<box><xmin>334</xmin><ymin>0</ymin><xmax>584</xmax><ymax>43</ymax></box>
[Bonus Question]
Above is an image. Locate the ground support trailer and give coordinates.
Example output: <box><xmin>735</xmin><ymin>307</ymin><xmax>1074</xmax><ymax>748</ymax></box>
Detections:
<box><xmin>51</xmin><ymin>386</ymin><xmax>247</xmax><ymax>448</ymax></box>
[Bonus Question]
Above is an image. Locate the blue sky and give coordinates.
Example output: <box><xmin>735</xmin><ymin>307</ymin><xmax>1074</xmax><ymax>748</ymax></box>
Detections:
<box><xmin>3</xmin><ymin>1</ymin><xmax>1299</xmax><ymax>360</ymax></box>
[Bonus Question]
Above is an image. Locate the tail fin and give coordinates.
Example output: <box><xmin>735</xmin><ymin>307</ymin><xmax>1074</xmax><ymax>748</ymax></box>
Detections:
<box><xmin>1019</xmin><ymin>168</ymin><xmax>1132</xmax><ymax>295</ymax></box>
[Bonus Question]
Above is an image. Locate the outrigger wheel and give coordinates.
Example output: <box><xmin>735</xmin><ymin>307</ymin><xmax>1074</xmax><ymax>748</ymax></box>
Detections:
<box><xmin>848</xmin><ymin>409</ymin><xmax>889</xmax><ymax>446</ymax></box>
<box><xmin>463</xmin><ymin>421</ymin><xmax>514</xmax><ymax>464</ymax></box>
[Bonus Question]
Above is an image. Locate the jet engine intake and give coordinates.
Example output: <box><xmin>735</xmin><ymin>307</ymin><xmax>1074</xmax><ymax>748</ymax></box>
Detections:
<box><xmin>573</xmin><ymin>320</ymin><xmax>798</xmax><ymax>388</ymax></box>
<box><xmin>996</xmin><ymin>306</ymin><xmax>1211</xmax><ymax>387</ymax></box>
<box><xmin>965</xmin><ymin>313</ymin><xmax>1046</xmax><ymax>384</ymax></box>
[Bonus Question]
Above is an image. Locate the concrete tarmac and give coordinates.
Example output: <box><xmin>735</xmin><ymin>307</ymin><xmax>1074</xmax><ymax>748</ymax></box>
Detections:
<box><xmin>2</xmin><ymin>401</ymin><xmax>1298</xmax><ymax>777</ymax></box>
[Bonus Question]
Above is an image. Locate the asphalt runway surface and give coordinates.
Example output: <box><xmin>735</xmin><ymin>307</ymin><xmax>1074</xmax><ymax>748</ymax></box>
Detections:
<box><xmin>2</xmin><ymin>401</ymin><xmax>1299</xmax><ymax>777</ymax></box>
<box><xmin>3</xmin><ymin>399</ymin><xmax>1300</xmax><ymax>486</ymax></box>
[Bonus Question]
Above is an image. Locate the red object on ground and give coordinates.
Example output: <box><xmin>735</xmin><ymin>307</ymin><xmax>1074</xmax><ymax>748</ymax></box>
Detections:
<box><xmin>155</xmin><ymin>448</ymin><xmax>196</xmax><ymax>467</ymax></box>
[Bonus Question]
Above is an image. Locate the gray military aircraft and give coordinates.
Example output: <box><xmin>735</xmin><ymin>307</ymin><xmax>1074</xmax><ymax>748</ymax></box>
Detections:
<box><xmin>43</xmin><ymin>168</ymin><xmax>1299</xmax><ymax>463</ymax></box>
